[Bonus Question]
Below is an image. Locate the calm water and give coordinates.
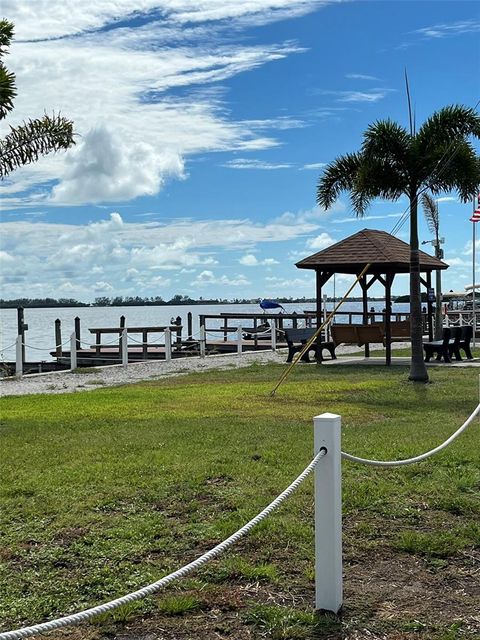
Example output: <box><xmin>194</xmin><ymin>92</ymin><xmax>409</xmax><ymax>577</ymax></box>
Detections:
<box><xmin>0</xmin><ymin>301</ymin><xmax>409</xmax><ymax>362</ymax></box>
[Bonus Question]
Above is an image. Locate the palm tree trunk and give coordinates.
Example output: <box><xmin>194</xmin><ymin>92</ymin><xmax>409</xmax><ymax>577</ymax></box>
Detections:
<box><xmin>408</xmin><ymin>193</ymin><xmax>429</xmax><ymax>382</ymax></box>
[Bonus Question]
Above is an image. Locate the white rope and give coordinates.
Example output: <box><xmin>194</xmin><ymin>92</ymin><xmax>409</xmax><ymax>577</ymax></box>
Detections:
<box><xmin>21</xmin><ymin>338</ymin><xmax>70</xmax><ymax>351</ymax></box>
<box><xmin>0</xmin><ymin>450</ymin><xmax>326</xmax><ymax>640</ymax></box>
<box><xmin>341</xmin><ymin>404</ymin><xmax>480</xmax><ymax>467</ymax></box>
<box><xmin>0</xmin><ymin>341</ymin><xmax>18</xmax><ymax>351</ymax></box>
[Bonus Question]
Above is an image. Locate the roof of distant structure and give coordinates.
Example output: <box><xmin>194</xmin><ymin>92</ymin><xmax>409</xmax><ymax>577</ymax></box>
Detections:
<box><xmin>296</xmin><ymin>228</ymin><xmax>448</xmax><ymax>274</ymax></box>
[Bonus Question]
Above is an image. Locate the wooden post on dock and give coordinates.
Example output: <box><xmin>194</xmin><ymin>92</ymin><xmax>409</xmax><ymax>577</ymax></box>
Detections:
<box><xmin>237</xmin><ymin>327</ymin><xmax>242</xmax><ymax>355</ymax></box>
<box><xmin>15</xmin><ymin>335</ymin><xmax>23</xmax><ymax>377</ymax></box>
<box><xmin>142</xmin><ymin>330</ymin><xmax>148</xmax><ymax>360</ymax></box>
<box><xmin>175</xmin><ymin>317</ymin><xmax>182</xmax><ymax>351</ymax></box>
<box><xmin>187</xmin><ymin>312</ymin><xmax>193</xmax><ymax>340</ymax></box>
<box><xmin>271</xmin><ymin>318</ymin><xmax>277</xmax><ymax>351</ymax></box>
<box><xmin>55</xmin><ymin>319</ymin><xmax>62</xmax><ymax>357</ymax></box>
<box><xmin>74</xmin><ymin>316</ymin><xmax>81</xmax><ymax>350</ymax></box>
<box><xmin>223</xmin><ymin>317</ymin><xmax>228</xmax><ymax>342</ymax></box>
<box><xmin>17</xmin><ymin>307</ymin><xmax>26</xmax><ymax>366</ymax></box>
<box><xmin>119</xmin><ymin>315</ymin><xmax>126</xmax><ymax>354</ymax></box>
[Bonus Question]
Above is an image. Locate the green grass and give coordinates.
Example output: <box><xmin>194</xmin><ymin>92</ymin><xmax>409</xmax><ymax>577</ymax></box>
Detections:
<box><xmin>1</xmin><ymin>362</ymin><xmax>479</xmax><ymax>639</ymax></box>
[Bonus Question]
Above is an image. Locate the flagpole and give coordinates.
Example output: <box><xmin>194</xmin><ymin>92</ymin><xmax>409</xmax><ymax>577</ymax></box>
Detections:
<box><xmin>473</xmin><ymin>197</ymin><xmax>477</xmax><ymax>349</ymax></box>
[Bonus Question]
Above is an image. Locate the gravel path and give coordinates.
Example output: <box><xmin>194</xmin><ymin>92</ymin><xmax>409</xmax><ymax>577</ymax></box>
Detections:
<box><xmin>0</xmin><ymin>344</ymin><xmax>404</xmax><ymax>397</ymax></box>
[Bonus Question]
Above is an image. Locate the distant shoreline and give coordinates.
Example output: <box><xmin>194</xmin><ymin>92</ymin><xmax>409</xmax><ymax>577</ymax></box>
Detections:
<box><xmin>0</xmin><ymin>297</ymin><xmax>388</xmax><ymax>309</ymax></box>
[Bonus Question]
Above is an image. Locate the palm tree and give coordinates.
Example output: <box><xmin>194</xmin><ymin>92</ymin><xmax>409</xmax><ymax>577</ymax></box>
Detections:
<box><xmin>421</xmin><ymin>193</ymin><xmax>444</xmax><ymax>340</ymax></box>
<box><xmin>0</xmin><ymin>19</ymin><xmax>75</xmax><ymax>178</ymax></box>
<box><xmin>317</xmin><ymin>105</ymin><xmax>480</xmax><ymax>382</ymax></box>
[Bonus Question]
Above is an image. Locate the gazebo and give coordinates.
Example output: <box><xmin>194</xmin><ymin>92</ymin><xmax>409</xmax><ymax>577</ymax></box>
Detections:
<box><xmin>296</xmin><ymin>229</ymin><xmax>448</xmax><ymax>364</ymax></box>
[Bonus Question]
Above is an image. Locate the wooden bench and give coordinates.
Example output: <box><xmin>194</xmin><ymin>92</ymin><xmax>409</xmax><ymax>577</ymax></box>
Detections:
<box><xmin>423</xmin><ymin>327</ymin><xmax>452</xmax><ymax>363</ymax></box>
<box><xmin>330</xmin><ymin>324</ymin><xmax>384</xmax><ymax>347</ymax></box>
<box><xmin>446</xmin><ymin>325</ymin><xmax>473</xmax><ymax>361</ymax></box>
<box><xmin>331</xmin><ymin>322</ymin><xmax>410</xmax><ymax>348</ymax></box>
<box><xmin>284</xmin><ymin>328</ymin><xmax>336</xmax><ymax>363</ymax></box>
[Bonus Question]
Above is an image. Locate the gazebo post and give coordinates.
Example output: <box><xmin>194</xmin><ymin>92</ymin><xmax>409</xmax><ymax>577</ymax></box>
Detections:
<box><xmin>315</xmin><ymin>271</ymin><xmax>332</xmax><ymax>344</ymax></box>
<box><xmin>385</xmin><ymin>273</ymin><xmax>394</xmax><ymax>366</ymax></box>
<box><xmin>360</xmin><ymin>274</ymin><xmax>370</xmax><ymax>358</ymax></box>
<box><xmin>426</xmin><ymin>272</ymin><xmax>434</xmax><ymax>341</ymax></box>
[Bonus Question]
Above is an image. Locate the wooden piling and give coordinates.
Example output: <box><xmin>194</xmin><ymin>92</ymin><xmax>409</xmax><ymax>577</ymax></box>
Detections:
<box><xmin>55</xmin><ymin>319</ymin><xmax>62</xmax><ymax>357</ymax></box>
<box><xmin>74</xmin><ymin>316</ymin><xmax>81</xmax><ymax>350</ymax></box>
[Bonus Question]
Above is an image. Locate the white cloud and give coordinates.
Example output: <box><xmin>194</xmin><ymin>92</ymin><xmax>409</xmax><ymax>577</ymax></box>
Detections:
<box><xmin>301</xmin><ymin>162</ymin><xmax>327</xmax><ymax>170</ymax></box>
<box><xmin>1</xmin><ymin>3</ymin><xmax>324</xmax><ymax>206</ymax></box>
<box><xmin>414</xmin><ymin>19</ymin><xmax>480</xmax><ymax>39</ymax></box>
<box><xmin>239</xmin><ymin>253</ymin><xmax>279</xmax><ymax>266</ymax></box>
<box><xmin>223</xmin><ymin>158</ymin><xmax>292</xmax><ymax>170</ymax></box>
<box><xmin>332</xmin><ymin>212</ymin><xmax>403</xmax><ymax>223</ymax></box>
<box><xmin>306</xmin><ymin>232</ymin><xmax>335</xmax><ymax>250</ymax></box>
<box><xmin>0</xmin><ymin>210</ymin><xmax>316</xmax><ymax>299</ymax></box>
<box><xmin>345</xmin><ymin>73</ymin><xmax>380</xmax><ymax>81</ymax></box>
<box><xmin>192</xmin><ymin>270</ymin><xmax>250</xmax><ymax>287</ymax></box>
<box><xmin>94</xmin><ymin>281</ymin><xmax>114</xmax><ymax>291</ymax></box>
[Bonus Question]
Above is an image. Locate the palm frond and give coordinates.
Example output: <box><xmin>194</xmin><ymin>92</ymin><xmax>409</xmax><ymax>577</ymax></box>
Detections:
<box><xmin>316</xmin><ymin>152</ymin><xmax>362</xmax><ymax>210</ymax></box>
<box><xmin>416</xmin><ymin>105</ymin><xmax>480</xmax><ymax>152</ymax></box>
<box><xmin>0</xmin><ymin>20</ymin><xmax>14</xmax><ymax>56</ymax></box>
<box><xmin>421</xmin><ymin>193</ymin><xmax>439</xmax><ymax>236</ymax></box>
<box><xmin>362</xmin><ymin>119</ymin><xmax>411</xmax><ymax>169</ymax></box>
<box><xmin>0</xmin><ymin>114</ymin><xmax>75</xmax><ymax>177</ymax></box>
<box><xmin>423</xmin><ymin>140</ymin><xmax>480</xmax><ymax>203</ymax></box>
<box><xmin>0</xmin><ymin>62</ymin><xmax>16</xmax><ymax>120</ymax></box>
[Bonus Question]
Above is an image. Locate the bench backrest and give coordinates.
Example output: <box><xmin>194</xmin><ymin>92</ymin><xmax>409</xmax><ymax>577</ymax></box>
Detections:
<box><xmin>389</xmin><ymin>320</ymin><xmax>410</xmax><ymax>337</ymax></box>
<box><xmin>283</xmin><ymin>328</ymin><xmax>316</xmax><ymax>345</ymax></box>
<box><xmin>356</xmin><ymin>325</ymin><xmax>384</xmax><ymax>345</ymax></box>
<box><xmin>330</xmin><ymin>324</ymin><xmax>361</xmax><ymax>346</ymax></box>
<box><xmin>460</xmin><ymin>325</ymin><xmax>473</xmax><ymax>343</ymax></box>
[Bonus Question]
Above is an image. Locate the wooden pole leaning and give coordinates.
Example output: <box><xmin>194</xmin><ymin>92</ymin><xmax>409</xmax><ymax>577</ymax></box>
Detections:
<box><xmin>270</xmin><ymin>263</ymin><xmax>371</xmax><ymax>396</ymax></box>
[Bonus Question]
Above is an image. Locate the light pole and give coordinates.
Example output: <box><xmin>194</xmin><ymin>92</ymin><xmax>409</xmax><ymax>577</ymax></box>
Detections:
<box><xmin>421</xmin><ymin>237</ymin><xmax>445</xmax><ymax>340</ymax></box>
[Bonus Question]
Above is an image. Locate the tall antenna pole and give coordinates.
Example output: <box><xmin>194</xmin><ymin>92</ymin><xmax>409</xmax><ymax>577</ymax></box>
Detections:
<box><xmin>473</xmin><ymin>196</ymin><xmax>477</xmax><ymax>349</ymax></box>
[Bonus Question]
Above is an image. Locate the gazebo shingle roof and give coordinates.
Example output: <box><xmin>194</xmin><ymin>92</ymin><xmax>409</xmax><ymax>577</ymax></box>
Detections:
<box><xmin>296</xmin><ymin>228</ymin><xmax>448</xmax><ymax>274</ymax></box>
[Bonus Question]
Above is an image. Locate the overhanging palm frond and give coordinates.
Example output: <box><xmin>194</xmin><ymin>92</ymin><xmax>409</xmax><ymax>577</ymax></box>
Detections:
<box><xmin>316</xmin><ymin>152</ymin><xmax>362</xmax><ymax>209</ymax></box>
<box><xmin>0</xmin><ymin>19</ymin><xmax>14</xmax><ymax>55</ymax></box>
<box><xmin>421</xmin><ymin>193</ymin><xmax>439</xmax><ymax>236</ymax></box>
<box><xmin>416</xmin><ymin>105</ymin><xmax>480</xmax><ymax>152</ymax></box>
<box><xmin>0</xmin><ymin>114</ymin><xmax>75</xmax><ymax>177</ymax></box>
<box><xmin>423</xmin><ymin>140</ymin><xmax>480</xmax><ymax>202</ymax></box>
<box><xmin>0</xmin><ymin>62</ymin><xmax>16</xmax><ymax>119</ymax></box>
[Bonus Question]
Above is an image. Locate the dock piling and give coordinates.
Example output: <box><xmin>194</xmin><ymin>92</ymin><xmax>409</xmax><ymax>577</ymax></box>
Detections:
<box><xmin>55</xmin><ymin>319</ymin><xmax>62</xmax><ymax>357</ymax></box>
<box><xmin>74</xmin><ymin>317</ymin><xmax>81</xmax><ymax>350</ymax></box>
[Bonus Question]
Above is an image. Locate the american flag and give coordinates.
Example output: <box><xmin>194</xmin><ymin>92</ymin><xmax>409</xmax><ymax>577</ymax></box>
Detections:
<box><xmin>470</xmin><ymin>192</ymin><xmax>480</xmax><ymax>222</ymax></box>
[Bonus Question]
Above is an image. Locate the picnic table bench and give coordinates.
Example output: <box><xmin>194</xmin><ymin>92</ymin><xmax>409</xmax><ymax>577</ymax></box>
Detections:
<box><xmin>284</xmin><ymin>328</ymin><xmax>336</xmax><ymax>363</ymax></box>
<box><xmin>423</xmin><ymin>326</ymin><xmax>473</xmax><ymax>363</ymax></box>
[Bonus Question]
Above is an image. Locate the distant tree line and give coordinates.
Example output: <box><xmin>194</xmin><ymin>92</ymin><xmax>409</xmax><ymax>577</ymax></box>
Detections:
<box><xmin>0</xmin><ymin>294</ymin><xmax>388</xmax><ymax>309</ymax></box>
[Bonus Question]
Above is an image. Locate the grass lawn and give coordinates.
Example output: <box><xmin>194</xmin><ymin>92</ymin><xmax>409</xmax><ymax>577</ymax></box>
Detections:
<box><xmin>1</xmin><ymin>362</ymin><xmax>479</xmax><ymax>639</ymax></box>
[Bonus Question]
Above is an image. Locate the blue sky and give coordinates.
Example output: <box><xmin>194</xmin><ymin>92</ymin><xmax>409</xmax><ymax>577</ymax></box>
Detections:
<box><xmin>0</xmin><ymin>0</ymin><xmax>479</xmax><ymax>302</ymax></box>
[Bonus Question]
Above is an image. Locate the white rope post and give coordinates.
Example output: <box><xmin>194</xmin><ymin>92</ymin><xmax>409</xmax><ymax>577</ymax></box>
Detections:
<box><xmin>237</xmin><ymin>326</ymin><xmax>243</xmax><ymax>355</ymax></box>
<box><xmin>314</xmin><ymin>413</ymin><xmax>342</xmax><ymax>614</ymax></box>
<box><xmin>15</xmin><ymin>335</ymin><xmax>23</xmax><ymax>377</ymax></box>
<box><xmin>271</xmin><ymin>318</ymin><xmax>277</xmax><ymax>351</ymax></box>
<box><xmin>199</xmin><ymin>325</ymin><xmax>206</xmax><ymax>359</ymax></box>
<box><xmin>165</xmin><ymin>327</ymin><xmax>172</xmax><ymax>362</ymax></box>
<box><xmin>70</xmin><ymin>332</ymin><xmax>77</xmax><ymax>371</ymax></box>
<box><xmin>121</xmin><ymin>328</ymin><xmax>128</xmax><ymax>368</ymax></box>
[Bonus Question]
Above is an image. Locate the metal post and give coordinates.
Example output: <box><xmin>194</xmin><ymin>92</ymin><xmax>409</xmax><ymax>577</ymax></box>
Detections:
<box><xmin>15</xmin><ymin>335</ymin><xmax>23</xmax><ymax>377</ymax></box>
<box><xmin>199</xmin><ymin>325</ymin><xmax>206</xmax><ymax>359</ymax></box>
<box><xmin>237</xmin><ymin>326</ymin><xmax>242</xmax><ymax>355</ymax></box>
<box><xmin>70</xmin><ymin>332</ymin><xmax>77</xmax><ymax>371</ymax></box>
<box><xmin>165</xmin><ymin>327</ymin><xmax>172</xmax><ymax>361</ymax></box>
<box><xmin>314</xmin><ymin>413</ymin><xmax>342</xmax><ymax>614</ymax></box>
<box><xmin>121</xmin><ymin>328</ymin><xmax>128</xmax><ymax>368</ymax></box>
<box><xmin>473</xmin><ymin>216</ymin><xmax>476</xmax><ymax>349</ymax></box>
<box><xmin>271</xmin><ymin>318</ymin><xmax>277</xmax><ymax>351</ymax></box>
